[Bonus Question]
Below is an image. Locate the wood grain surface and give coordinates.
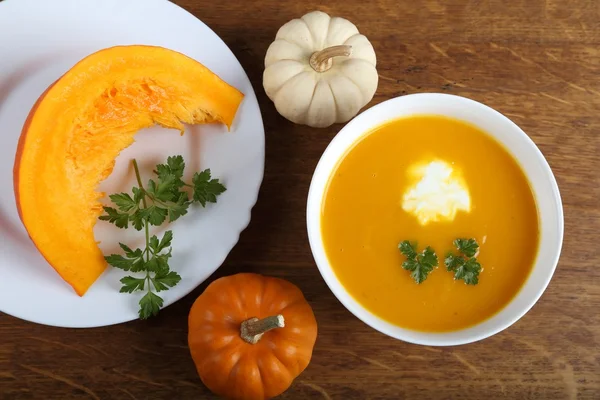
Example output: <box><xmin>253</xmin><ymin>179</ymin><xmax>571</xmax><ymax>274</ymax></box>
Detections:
<box><xmin>2</xmin><ymin>0</ymin><xmax>600</xmax><ymax>399</ymax></box>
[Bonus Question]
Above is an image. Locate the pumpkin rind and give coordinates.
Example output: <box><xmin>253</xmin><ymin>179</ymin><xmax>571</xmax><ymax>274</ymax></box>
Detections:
<box><xmin>188</xmin><ymin>273</ymin><xmax>318</xmax><ymax>400</ymax></box>
<box><xmin>13</xmin><ymin>45</ymin><xmax>244</xmax><ymax>296</ymax></box>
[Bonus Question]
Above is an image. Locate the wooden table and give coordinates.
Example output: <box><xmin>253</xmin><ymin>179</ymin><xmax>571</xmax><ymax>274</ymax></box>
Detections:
<box><xmin>2</xmin><ymin>0</ymin><xmax>599</xmax><ymax>399</ymax></box>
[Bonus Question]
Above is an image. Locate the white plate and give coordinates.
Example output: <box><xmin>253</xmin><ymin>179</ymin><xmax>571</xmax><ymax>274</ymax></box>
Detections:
<box><xmin>0</xmin><ymin>0</ymin><xmax>264</xmax><ymax>327</ymax></box>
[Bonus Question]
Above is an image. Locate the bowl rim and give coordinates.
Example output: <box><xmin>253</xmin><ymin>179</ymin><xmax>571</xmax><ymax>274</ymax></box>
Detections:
<box><xmin>306</xmin><ymin>92</ymin><xmax>564</xmax><ymax>346</ymax></box>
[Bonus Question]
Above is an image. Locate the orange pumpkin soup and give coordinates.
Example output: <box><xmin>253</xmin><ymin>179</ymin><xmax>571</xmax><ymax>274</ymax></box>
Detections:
<box><xmin>321</xmin><ymin>115</ymin><xmax>539</xmax><ymax>332</ymax></box>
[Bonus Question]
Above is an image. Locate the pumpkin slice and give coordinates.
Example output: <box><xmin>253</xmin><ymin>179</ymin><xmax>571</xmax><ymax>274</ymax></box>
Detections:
<box><xmin>14</xmin><ymin>45</ymin><xmax>244</xmax><ymax>296</ymax></box>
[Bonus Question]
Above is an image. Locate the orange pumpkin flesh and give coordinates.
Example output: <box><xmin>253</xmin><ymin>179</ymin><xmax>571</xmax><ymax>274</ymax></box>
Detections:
<box><xmin>188</xmin><ymin>273</ymin><xmax>318</xmax><ymax>400</ymax></box>
<box><xmin>14</xmin><ymin>45</ymin><xmax>244</xmax><ymax>296</ymax></box>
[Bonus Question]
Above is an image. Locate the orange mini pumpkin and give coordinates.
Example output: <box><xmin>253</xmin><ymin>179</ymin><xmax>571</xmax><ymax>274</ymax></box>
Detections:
<box><xmin>188</xmin><ymin>273</ymin><xmax>318</xmax><ymax>400</ymax></box>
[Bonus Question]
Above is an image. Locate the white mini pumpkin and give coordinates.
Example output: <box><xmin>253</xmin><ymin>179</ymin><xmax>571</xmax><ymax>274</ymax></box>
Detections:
<box><xmin>263</xmin><ymin>10</ymin><xmax>378</xmax><ymax>128</ymax></box>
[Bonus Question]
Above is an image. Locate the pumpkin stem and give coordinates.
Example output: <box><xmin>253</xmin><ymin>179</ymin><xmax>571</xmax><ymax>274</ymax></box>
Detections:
<box><xmin>309</xmin><ymin>45</ymin><xmax>353</xmax><ymax>72</ymax></box>
<box><xmin>240</xmin><ymin>315</ymin><xmax>285</xmax><ymax>344</ymax></box>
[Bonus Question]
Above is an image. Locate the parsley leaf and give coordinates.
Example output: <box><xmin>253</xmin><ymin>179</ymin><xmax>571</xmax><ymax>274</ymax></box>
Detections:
<box><xmin>145</xmin><ymin>257</ymin><xmax>159</xmax><ymax>274</ymax></box>
<box><xmin>109</xmin><ymin>193</ymin><xmax>137</xmax><ymax>212</ymax></box>
<box><xmin>99</xmin><ymin>157</ymin><xmax>225</xmax><ymax>319</ymax></box>
<box><xmin>139</xmin><ymin>291</ymin><xmax>163</xmax><ymax>319</ymax></box>
<box><xmin>157</xmin><ymin>230</ymin><xmax>173</xmax><ymax>251</ymax></box>
<box><xmin>444</xmin><ymin>253</ymin><xmax>465</xmax><ymax>272</ymax></box>
<box><xmin>192</xmin><ymin>169</ymin><xmax>226</xmax><ymax>207</ymax></box>
<box><xmin>140</xmin><ymin>205</ymin><xmax>168</xmax><ymax>226</ymax></box>
<box><xmin>453</xmin><ymin>238</ymin><xmax>479</xmax><ymax>258</ymax></box>
<box><xmin>166</xmin><ymin>193</ymin><xmax>190</xmax><ymax>222</ymax></box>
<box><xmin>105</xmin><ymin>254</ymin><xmax>133</xmax><ymax>271</ymax></box>
<box><xmin>398</xmin><ymin>240</ymin><xmax>418</xmax><ymax>259</ymax></box>
<box><xmin>149</xmin><ymin>156</ymin><xmax>187</xmax><ymax>208</ymax></box>
<box><xmin>144</xmin><ymin>171</ymin><xmax>191</xmax><ymax>224</ymax></box>
<box><xmin>401</xmin><ymin>258</ymin><xmax>420</xmax><ymax>278</ymax></box>
<box><xmin>446</xmin><ymin>238</ymin><xmax>482</xmax><ymax>285</ymax></box>
<box><xmin>149</xmin><ymin>235</ymin><xmax>159</xmax><ymax>252</ymax></box>
<box><xmin>120</xmin><ymin>276</ymin><xmax>146</xmax><ymax>293</ymax></box>
<box><xmin>152</xmin><ymin>271</ymin><xmax>181</xmax><ymax>292</ymax></box>
<box><xmin>132</xmin><ymin>187</ymin><xmax>144</xmax><ymax>204</ymax></box>
<box><xmin>145</xmin><ymin>231</ymin><xmax>173</xmax><ymax>276</ymax></box>
<box><xmin>167</xmin><ymin>156</ymin><xmax>185</xmax><ymax>179</ymax></box>
<box><xmin>119</xmin><ymin>243</ymin><xmax>143</xmax><ymax>259</ymax></box>
<box><xmin>420</xmin><ymin>246</ymin><xmax>438</xmax><ymax>269</ymax></box>
<box><xmin>105</xmin><ymin>243</ymin><xmax>145</xmax><ymax>271</ymax></box>
<box><xmin>130</xmin><ymin>209</ymin><xmax>145</xmax><ymax>231</ymax></box>
<box><xmin>99</xmin><ymin>207</ymin><xmax>129</xmax><ymax>229</ymax></box>
<box><xmin>155</xmin><ymin>251</ymin><xmax>171</xmax><ymax>276</ymax></box>
<box><xmin>399</xmin><ymin>241</ymin><xmax>438</xmax><ymax>284</ymax></box>
<box><xmin>155</xmin><ymin>155</ymin><xmax>185</xmax><ymax>187</ymax></box>
<box><xmin>455</xmin><ymin>258</ymin><xmax>481</xmax><ymax>285</ymax></box>
<box><xmin>147</xmin><ymin>177</ymin><xmax>176</xmax><ymax>202</ymax></box>
<box><xmin>130</xmin><ymin>257</ymin><xmax>147</xmax><ymax>273</ymax></box>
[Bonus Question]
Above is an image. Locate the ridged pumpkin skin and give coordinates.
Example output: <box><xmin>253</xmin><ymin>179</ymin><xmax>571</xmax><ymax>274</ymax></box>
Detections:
<box><xmin>13</xmin><ymin>45</ymin><xmax>244</xmax><ymax>296</ymax></box>
<box><xmin>188</xmin><ymin>273</ymin><xmax>318</xmax><ymax>400</ymax></box>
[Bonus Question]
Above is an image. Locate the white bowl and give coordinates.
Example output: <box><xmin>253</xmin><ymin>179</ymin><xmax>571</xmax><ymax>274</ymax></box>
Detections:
<box><xmin>306</xmin><ymin>93</ymin><xmax>564</xmax><ymax>346</ymax></box>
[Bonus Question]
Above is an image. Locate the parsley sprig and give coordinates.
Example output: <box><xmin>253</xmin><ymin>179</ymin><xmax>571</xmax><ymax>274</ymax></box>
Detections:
<box><xmin>398</xmin><ymin>241</ymin><xmax>439</xmax><ymax>284</ymax></box>
<box><xmin>100</xmin><ymin>156</ymin><xmax>226</xmax><ymax>319</ymax></box>
<box><xmin>445</xmin><ymin>238</ymin><xmax>482</xmax><ymax>285</ymax></box>
<box><xmin>398</xmin><ymin>238</ymin><xmax>483</xmax><ymax>285</ymax></box>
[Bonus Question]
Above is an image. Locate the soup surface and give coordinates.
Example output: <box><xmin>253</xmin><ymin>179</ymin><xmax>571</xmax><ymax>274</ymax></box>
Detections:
<box><xmin>321</xmin><ymin>115</ymin><xmax>539</xmax><ymax>332</ymax></box>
